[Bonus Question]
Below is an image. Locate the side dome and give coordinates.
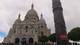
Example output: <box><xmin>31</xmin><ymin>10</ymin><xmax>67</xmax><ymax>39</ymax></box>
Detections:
<box><xmin>39</xmin><ymin>14</ymin><xmax>46</xmax><ymax>25</ymax></box>
<box><xmin>15</xmin><ymin>14</ymin><xmax>21</xmax><ymax>24</ymax></box>
<box><xmin>24</xmin><ymin>4</ymin><xmax>39</xmax><ymax>22</ymax></box>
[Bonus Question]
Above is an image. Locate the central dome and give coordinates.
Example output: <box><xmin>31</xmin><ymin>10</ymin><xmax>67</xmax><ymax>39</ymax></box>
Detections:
<box><xmin>27</xmin><ymin>4</ymin><xmax>38</xmax><ymax>16</ymax></box>
<box><xmin>27</xmin><ymin>9</ymin><xmax>37</xmax><ymax>16</ymax></box>
<box><xmin>24</xmin><ymin>4</ymin><xmax>39</xmax><ymax>22</ymax></box>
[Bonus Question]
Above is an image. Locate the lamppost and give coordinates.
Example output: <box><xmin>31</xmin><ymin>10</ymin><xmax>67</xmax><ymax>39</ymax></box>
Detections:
<box><xmin>52</xmin><ymin>0</ymin><xmax>69</xmax><ymax>45</ymax></box>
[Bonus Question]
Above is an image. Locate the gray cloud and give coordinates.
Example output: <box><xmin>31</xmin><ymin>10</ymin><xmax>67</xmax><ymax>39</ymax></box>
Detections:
<box><xmin>61</xmin><ymin>0</ymin><xmax>80</xmax><ymax>32</ymax></box>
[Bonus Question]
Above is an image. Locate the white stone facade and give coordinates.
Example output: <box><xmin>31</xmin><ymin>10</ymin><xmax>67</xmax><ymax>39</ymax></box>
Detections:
<box><xmin>3</xmin><ymin>4</ymin><xmax>51</xmax><ymax>44</ymax></box>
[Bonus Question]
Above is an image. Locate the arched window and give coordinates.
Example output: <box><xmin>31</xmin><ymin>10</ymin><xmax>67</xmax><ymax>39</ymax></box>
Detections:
<box><xmin>26</xmin><ymin>26</ymin><xmax>28</xmax><ymax>32</ymax></box>
<box><xmin>21</xmin><ymin>38</ymin><xmax>26</xmax><ymax>45</ymax></box>
<box><xmin>22</xmin><ymin>38</ymin><xmax>26</xmax><ymax>41</ymax></box>
<box><xmin>15</xmin><ymin>38</ymin><xmax>20</xmax><ymax>45</ymax></box>
<box><xmin>29</xmin><ymin>38</ymin><xmax>34</xmax><ymax>44</ymax></box>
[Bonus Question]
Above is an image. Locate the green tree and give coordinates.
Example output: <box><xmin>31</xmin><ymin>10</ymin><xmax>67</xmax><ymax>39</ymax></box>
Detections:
<box><xmin>68</xmin><ymin>27</ymin><xmax>80</xmax><ymax>41</ymax></box>
<box><xmin>38</xmin><ymin>35</ymin><xmax>48</xmax><ymax>42</ymax></box>
<box><xmin>48</xmin><ymin>33</ymin><xmax>56</xmax><ymax>42</ymax></box>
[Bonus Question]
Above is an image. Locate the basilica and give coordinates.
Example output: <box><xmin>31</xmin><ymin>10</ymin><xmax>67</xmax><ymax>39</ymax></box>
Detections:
<box><xmin>3</xmin><ymin>4</ymin><xmax>51</xmax><ymax>44</ymax></box>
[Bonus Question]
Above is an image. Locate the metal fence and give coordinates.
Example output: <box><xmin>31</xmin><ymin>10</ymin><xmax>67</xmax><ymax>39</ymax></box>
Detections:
<box><xmin>69</xmin><ymin>42</ymin><xmax>80</xmax><ymax>45</ymax></box>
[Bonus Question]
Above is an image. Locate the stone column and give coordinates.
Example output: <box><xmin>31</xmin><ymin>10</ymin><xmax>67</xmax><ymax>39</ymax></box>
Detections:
<box><xmin>52</xmin><ymin>0</ymin><xmax>69</xmax><ymax>45</ymax></box>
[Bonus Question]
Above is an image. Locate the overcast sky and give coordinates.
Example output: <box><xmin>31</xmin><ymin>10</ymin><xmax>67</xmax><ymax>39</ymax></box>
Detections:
<box><xmin>0</xmin><ymin>0</ymin><xmax>80</xmax><ymax>43</ymax></box>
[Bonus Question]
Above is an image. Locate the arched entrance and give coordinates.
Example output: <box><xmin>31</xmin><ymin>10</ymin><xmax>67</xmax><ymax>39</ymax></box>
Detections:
<box><xmin>21</xmin><ymin>38</ymin><xmax>26</xmax><ymax>45</ymax></box>
<box><xmin>15</xmin><ymin>38</ymin><xmax>20</xmax><ymax>45</ymax></box>
<box><xmin>29</xmin><ymin>38</ymin><xmax>34</xmax><ymax>44</ymax></box>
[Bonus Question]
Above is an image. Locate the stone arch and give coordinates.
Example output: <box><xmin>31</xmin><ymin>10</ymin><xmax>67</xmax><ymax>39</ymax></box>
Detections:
<box><xmin>21</xmin><ymin>38</ymin><xmax>26</xmax><ymax>45</ymax></box>
<box><xmin>15</xmin><ymin>38</ymin><xmax>20</xmax><ymax>45</ymax></box>
<box><xmin>29</xmin><ymin>38</ymin><xmax>34</xmax><ymax>44</ymax></box>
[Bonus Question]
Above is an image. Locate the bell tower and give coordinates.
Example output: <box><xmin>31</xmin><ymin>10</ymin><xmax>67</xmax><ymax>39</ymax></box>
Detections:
<box><xmin>52</xmin><ymin>0</ymin><xmax>69</xmax><ymax>45</ymax></box>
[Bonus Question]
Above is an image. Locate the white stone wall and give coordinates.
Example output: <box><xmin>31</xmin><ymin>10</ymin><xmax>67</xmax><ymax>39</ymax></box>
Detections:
<box><xmin>3</xmin><ymin>6</ymin><xmax>51</xmax><ymax>43</ymax></box>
